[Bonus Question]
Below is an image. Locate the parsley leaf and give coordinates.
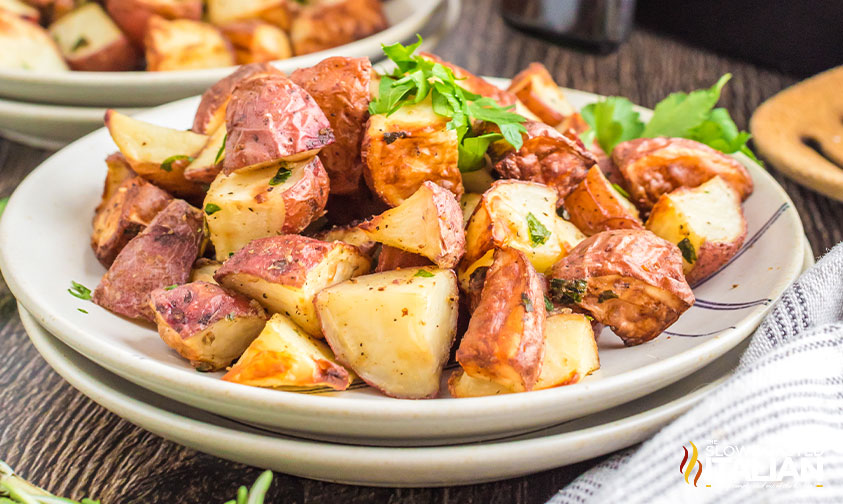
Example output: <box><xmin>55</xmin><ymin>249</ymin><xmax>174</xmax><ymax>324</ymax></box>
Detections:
<box><xmin>164</xmin><ymin>284</ymin><xmax>179</xmax><ymax>291</ymax></box>
<box><xmin>677</xmin><ymin>238</ymin><xmax>697</xmax><ymax>264</ymax></box>
<box><xmin>204</xmin><ymin>203</ymin><xmax>221</xmax><ymax>215</ymax></box>
<box><xmin>549</xmin><ymin>278</ymin><xmax>587</xmax><ymax>304</ymax></box>
<box><xmin>0</xmin><ymin>196</ymin><xmax>8</xmax><ymax>219</ymax></box>
<box><xmin>598</xmin><ymin>290</ymin><xmax>618</xmax><ymax>303</ymax></box>
<box><xmin>68</xmin><ymin>281</ymin><xmax>92</xmax><ymax>300</ymax></box>
<box><xmin>414</xmin><ymin>269</ymin><xmax>434</xmax><ymax>278</ymax></box>
<box><xmin>268</xmin><ymin>166</ymin><xmax>291</xmax><ymax>186</ymax></box>
<box><xmin>643</xmin><ymin>74</ymin><xmax>731</xmax><ymax>138</ymax></box>
<box><xmin>526</xmin><ymin>212</ymin><xmax>550</xmax><ymax>247</ymax></box>
<box><xmin>580</xmin><ymin>96</ymin><xmax>644</xmax><ymax>154</ymax></box>
<box><xmin>214</xmin><ymin>132</ymin><xmax>228</xmax><ymax>164</ymax></box>
<box><xmin>611</xmin><ymin>183</ymin><xmax>631</xmax><ymax>199</ymax></box>
<box><xmin>458</xmin><ymin>132</ymin><xmax>501</xmax><ymax>172</ymax></box>
<box><xmin>544</xmin><ymin>295</ymin><xmax>554</xmax><ymax>312</ymax></box>
<box><xmin>161</xmin><ymin>155</ymin><xmax>193</xmax><ymax>172</ymax></box>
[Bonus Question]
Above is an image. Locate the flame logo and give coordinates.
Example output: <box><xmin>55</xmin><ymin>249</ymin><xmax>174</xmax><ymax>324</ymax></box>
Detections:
<box><xmin>679</xmin><ymin>441</ymin><xmax>703</xmax><ymax>486</ymax></box>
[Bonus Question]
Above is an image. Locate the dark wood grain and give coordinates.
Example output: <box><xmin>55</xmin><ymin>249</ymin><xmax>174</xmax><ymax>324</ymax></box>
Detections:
<box><xmin>1</xmin><ymin>1</ymin><xmax>841</xmax><ymax>502</ymax></box>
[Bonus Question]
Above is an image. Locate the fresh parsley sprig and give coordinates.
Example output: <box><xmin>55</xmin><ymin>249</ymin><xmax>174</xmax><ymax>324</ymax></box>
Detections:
<box><xmin>369</xmin><ymin>36</ymin><xmax>527</xmax><ymax>172</ymax></box>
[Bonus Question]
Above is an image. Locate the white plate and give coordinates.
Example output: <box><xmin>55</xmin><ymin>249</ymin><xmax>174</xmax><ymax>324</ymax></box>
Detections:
<box><xmin>19</xmin><ymin>304</ymin><xmax>744</xmax><ymax>487</ymax></box>
<box><xmin>0</xmin><ymin>0</ymin><xmax>454</xmax><ymax>107</ymax></box>
<box><xmin>0</xmin><ymin>86</ymin><xmax>806</xmax><ymax>445</ymax></box>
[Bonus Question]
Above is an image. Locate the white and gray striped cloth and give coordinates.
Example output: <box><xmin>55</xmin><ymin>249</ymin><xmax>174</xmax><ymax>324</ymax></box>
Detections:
<box><xmin>549</xmin><ymin>242</ymin><xmax>843</xmax><ymax>503</ymax></box>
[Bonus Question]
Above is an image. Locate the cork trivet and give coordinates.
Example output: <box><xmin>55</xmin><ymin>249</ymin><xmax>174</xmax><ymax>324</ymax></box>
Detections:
<box><xmin>750</xmin><ymin>66</ymin><xmax>843</xmax><ymax>202</ymax></box>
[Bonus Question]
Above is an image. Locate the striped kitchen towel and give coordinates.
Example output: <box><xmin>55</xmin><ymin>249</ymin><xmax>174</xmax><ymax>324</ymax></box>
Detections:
<box><xmin>548</xmin><ymin>242</ymin><xmax>843</xmax><ymax>503</ymax></box>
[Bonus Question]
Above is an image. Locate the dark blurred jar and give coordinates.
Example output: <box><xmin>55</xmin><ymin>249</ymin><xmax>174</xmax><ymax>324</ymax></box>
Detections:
<box><xmin>501</xmin><ymin>0</ymin><xmax>636</xmax><ymax>53</ymax></box>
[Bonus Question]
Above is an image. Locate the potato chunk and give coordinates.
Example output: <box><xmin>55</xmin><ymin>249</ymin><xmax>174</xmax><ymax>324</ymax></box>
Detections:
<box><xmin>359</xmin><ymin>181</ymin><xmax>465</xmax><ymax>269</ymax></box>
<box><xmin>463</xmin><ymin>180</ymin><xmax>585</xmax><ymax>276</ymax></box>
<box><xmin>290</xmin><ymin>56</ymin><xmax>373</xmax><ymax>195</ymax></box>
<box><xmin>222</xmin><ymin>74</ymin><xmax>335</xmax><ymax>174</ymax></box>
<box><xmin>204</xmin><ymin>157</ymin><xmax>329</xmax><ymax>259</ymax></box>
<box><xmin>95</xmin><ymin>152</ymin><xmax>136</xmax><ymax>215</ymax></box>
<box><xmin>0</xmin><ymin>10</ymin><xmax>68</xmax><ymax>72</ymax></box>
<box><xmin>563</xmin><ymin>165</ymin><xmax>643</xmax><ymax>235</ymax></box>
<box><xmin>549</xmin><ymin>229</ymin><xmax>695</xmax><ymax>346</ymax></box>
<box><xmin>312</xmin><ymin>223</ymin><xmax>376</xmax><ymax>257</ymax></box>
<box><xmin>223</xmin><ymin>313</ymin><xmax>351</xmax><ymax>391</ymax></box>
<box><xmin>374</xmin><ymin>245</ymin><xmax>432</xmax><ymax>273</ymax></box>
<box><xmin>362</xmin><ymin>97</ymin><xmax>462</xmax><ymax>207</ymax></box>
<box><xmin>190</xmin><ymin>258</ymin><xmax>222</xmax><ymax>284</ymax></box>
<box><xmin>456</xmin><ymin>248</ymin><xmax>546</xmax><ymax>392</ymax></box>
<box><xmin>104</xmin><ymin>109</ymin><xmax>208</xmax><ymax>199</ymax></box>
<box><xmin>216</xmin><ymin>235</ymin><xmax>371</xmax><ymax>336</ymax></box>
<box><xmin>506</xmin><ymin>63</ymin><xmax>582</xmax><ymax>129</ymax></box>
<box><xmin>289</xmin><ymin>0</ymin><xmax>387</xmax><ymax>55</ymax></box>
<box><xmin>91</xmin><ymin>176</ymin><xmax>173</xmax><ymax>267</ymax></box>
<box><xmin>48</xmin><ymin>3</ymin><xmax>139</xmax><ymax>71</ymax></box>
<box><xmin>613</xmin><ymin>137</ymin><xmax>754</xmax><ymax>210</ymax></box>
<box><xmin>149</xmin><ymin>282</ymin><xmax>266</xmax><ymax>371</ymax></box>
<box><xmin>183</xmin><ymin>125</ymin><xmax>226</xmax><ymax>184</ymax></box>
<box><xmin>105</xmin><ymin>0</ymin><xmax>202</xmax><ymax>47</ymax></box>
<box><xmin>0</xmin><ymin>0</ymin><xmax>40</xmax><ymax>22</ymax></box>
<box><xmin>220</xmin><ymin>20</ymin><xmax>292</xmax><ymax>64</ymax></box>
<box><xmin>315</xmin><ymin>267</ymin><xmax>459</xmax><ymax>399</ymax></box>
<box><xmin>646</xmin><ymin>176</ymin><xmax>747</xmax><ymax>284</ymax></box>
<box><xmin>144</xmin><ymin>17</ymin><xmax>235</xmax><ymax>72</ymax></box>
<box><xmin>93</xmin><ymin>200</ymin><xmax>205</xmax><ymax>321</ymax></box>
<box><xmin>207</xmin><ymin>0</ymin><xmax>288</xmax><ymax>26</ymax></box>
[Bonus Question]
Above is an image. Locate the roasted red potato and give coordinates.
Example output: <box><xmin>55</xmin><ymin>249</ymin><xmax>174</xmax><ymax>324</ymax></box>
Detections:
<box><xmin>460</xmin><ymin>193</ymin><xmax>482</xmax><ymax>226</ymax></box>
<box><xmin>105</xmin><ymin>0</ymin><xmax>202</xmax><ymax>48</ymax></box>
<box><xmin>183</xmin><ymin>125</ymin><xmax>227</xmax><ymax>184</ymax></box>
<box><xmin>613</xmin><ymin>137</ymin><xmax>754</xmax><ymax>210</ymax></box>
<box><xmin>506</xmin><ymin>62</ymin><xmax>584</xmax><ymax>130</ymax></box>
<box><xmin>359</xmin><ymin>181</ymin><xmax>466</xmax><ymax>269</ymax></box>
<box><xmin>191</xmin><ymin>62</ymin><xmax>281</xmax><ymax>135</ymax></box>
<box><xmin>95</xmin><ymin>152</ymin><xmax>136</xmax><ymax>215</ymax></box>
<box><xmin>1</xmin><ymin>0</ymin><xmax>40</xmax><ymax>22</ymax></box>
<box><xmin>48</xmin><ymin>3</ymin><xmax>138</xmax><ymax>71</ymax></box>
<box><xmin>312</xmin><ymin>223</ymin><xmax>376</xmax><ymax>257</ymax></box>
<box><xmin>215</xmin><ymin>235</ymin><xmax>371</xmax><ymax>336</ymax></box>
<box><xmin>149</xmin><ymin>281</ymin><xmax>267</xmax><ymax>371</ymax></box>
<box><xmin>489</xmin><ymin>121</ymin><xmax>597</xmax><ymax>200</ymax></box>
<box><xmin>456</xmin><ymin>247</ymin><xmax>547</xmax><ymax>392</ymax></box>
<box><xmin>207</xmin><ymin>0</ymin><xmax>294</xmax><ymax>30</ymax></box>
<box><xmin>219</xmin><ymin>19</ymin><xmax>292</xmax><ymax>64</ymax></box>
<box><xmin>374</xmin><ymin>245</ymin><xmax>432</xmax><ymax>273</ymax></box>
<box><xmin>222</xmin><ymin>73</ymin><xmax>335</xmax><ymax>174</ymax></box>
<box><xmin>290</xmin><ymin>56</ymin><xmax>373</xmax><ymax>195</ymax></box>
<box><xmin>190</xmin><ymin>258</ymin><xmax>222</xmax><ymax>284</ymax></box>
<box><xmin>290</xmin><ymin>0</ymin><xmax>387</xmax><ymax>55</ymax></box>
<box><xmin>563</xmin><ymin>165</ymin><xmax>643</xmax><ymax>235</ymax></box>
<box><xmin>0</xmin><ymin>9</ymin><xmax>68</xmax><ymax>71</ymax></box>
<box><xmin>145</xmin><ymin>16</ymin><xmax>236</xmax><ymax>72</ymax></box>
<box><xmin>549</xmin><ymin>229</ymin><xmax>695</xmax><ymax>346</ymax></box>
<box><xmin>315</xmin><ymin>267</ymin><xmax>459</xmax><ymax>399</ymax></box>
<box><xmin>93</xmin><ymin>200</ymin><xmax>205</xmax><ymax>321</ymax></box>
<box><xmin>222</xmin><ymin>312</ymin><xmax>351</xmax><ymax>391</ymax></box>
<box><xmin>91</xmin><ymin>176</ymin><xmax>173</xmax><ymax>267</ymax></box>
<box><xmin>646</xmin><ymin>176</ymin><xmax>747</xmax><ymax>284</ymax></box>
<box><xmin>419</xmin><ymin>52</ymin><xmax>517</xmax><ymax>107</ymax></box>
<box><xmin>204</xmin><ymin>157</ymin><xmax>330</xmax><ymax>258</ymax></box>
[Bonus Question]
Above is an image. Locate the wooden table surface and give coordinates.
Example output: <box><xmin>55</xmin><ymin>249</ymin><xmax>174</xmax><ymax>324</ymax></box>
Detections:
<box><xmin>1</xmin><ymin>1</ymin><xmax>841</xmax><ymax>502</ymax></box>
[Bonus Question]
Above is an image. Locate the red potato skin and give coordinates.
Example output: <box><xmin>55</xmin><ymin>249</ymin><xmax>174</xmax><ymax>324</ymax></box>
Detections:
<box><xmin>688</xmin><ymin>239</ymin><xmax>745</xmax><ymax>285</ymax></box>
<box><xmin>93</xmin><ymin>200</ymin><xmax>205</xmax><ymax>322</ymax></box>
<box><xmin>222</xmin><ymin>74</ymin><xmax>335</xmax><ymax>174</ymax></box>
<box><xmin>490</xmin><ymin>121</ymin><xmax>598</xmax><ymax>201</ymax></box>
<box><xmin>96</xmin><ymin>152</ymin><xmax>137</xmax><ymax>215</ymax></box>
<box><xmin>290</xmin><ymin>0</ymin><xmax>387</xmax><ymax>55</ymax></box>
<box><xmin>66</xmin><ymin>37</ymin><xmax>139</xmax><ymax>72</ymax></box>
<box><xmin>550</xmin><ymin>229</ymin><xmax>695</xmax><ymax>346</ymax></box>
<box><xmin>419</xmin><ymin>52</ymin><xmax>517</xmax><ymax>107</ymax></box>
<box><xmin>192</xmin><ymin>62</ymin><xmax>282</xmax><ymax>134</ymax></box>
<box><xmin>375</xmin><ymin>245</ymin><xmax>432</xmax><ymax>273</ymax></box>
<box><xmin>279</xmin><ymin>156</ymin><xmax>330</xmax><ymax>234</ymax></box>
<box><xmin>290</xmin><ymin>56</ymin><xmax>373</xmax><ymax>195</ymax></box>
<box><xmin>613</xmin><ymin>137</ymin><xmax>754</xmax><ymax>210</ymax></box>
<box><xmin>456</xmin><ymin>248</ymin><xmax>546</xmax><ymax>392</ymax></box>
<box><xmin>563</xmin><ymin>165</ymin><xmax>643</xmax><ymax>236</ymax></box>
<box><xmin>105</xmin><ymin>0</ymin><xmax>202</xmax><ymax>48</ymax></box>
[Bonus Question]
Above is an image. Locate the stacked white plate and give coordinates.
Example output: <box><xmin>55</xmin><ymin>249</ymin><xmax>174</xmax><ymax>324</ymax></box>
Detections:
<box><xmin>0</xmin><ymin>85</ymin><xmax>811</xmax><ymax>486</ymax></box>
<box><xmin>0</xmin><ymin>0</ymin><xmax>459</xmax><ymax>150</ymax></box>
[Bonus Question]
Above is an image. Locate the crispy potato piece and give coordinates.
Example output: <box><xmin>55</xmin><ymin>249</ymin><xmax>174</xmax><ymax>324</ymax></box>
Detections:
<box><xmin>191</xmin><ymin>62</ymin><xmax>282</xmax><ymax>135</ymax></box>
<box><xmin>184</xmin><ymin>125</ymin><xmax>226</xmax><ymax>184</ymax></box>
<box><xmin>449</xmin><ymin>312</ymin><xmax>599</xmax><ymax>397</ymax></box>
<box><xmin>205</xmin><ymin>157</ymin><xmax>329</xmax><ymax>259</ymax></box>
<box><xmin>460</xmin><ymin>193</ymin><xmax>482</xmax><ymax>226</ymax></box>
<box><xmin>489</xmin><ymin>121</ymin><xmax>597</xmax><ymax>200</ymax></box>
<box><xmin>220</xmin><ymin>19</ymin><xmax>292</xmax><ymax>64</ymax></box>
<box><xmin>613</xmin><ymin>137</ymin><xmax>754</xmax><ymax>210</ymax></box>
<box><xmin>312</xmin><ymin>223</ymin><xmax>376</xmax><ymax>257</ymax></box>
<box><xmin>315</xmin><ymin>267</ymin><xmax>459</xmax><ymax>399</ymax></box>
<box><xmin>207</xmin><ymin>0</ymin><xmax>292</xmax><ymax>28</ymax></box>
<box><xmin>91</xmin><ymin>176</ymin><xmax>173</xmax><ymax>267</ymax></box>
<box><xmin>105</xmin><ymin>0</ymin><xmax>202</xmax><ymax>47</ymax></box>
<box><xmin>216</xmin><ymin>235</ymin><xmax>371</xmax><ymax>336</ymax></box>
<box><xmin>290</xmin><ymin>56</ymin><xmax>373</xmax><ymax>195</ymax></box>
<box><xmin>507</xmin><ymin>63</ymin><xmax>580</xmax><ymax>127</ymax></box>
<box><xmin>0</xmin><ymin>10</ymin><xmax>67</xmax><ymax>71</ymax></box>
<box><xmin>290</xmin><ymin>0</ymin><xmax>387</xmax><ymax>55</ymax></box>
<box><xmin>145</xmin><ymin>16</ymin><xmax>235</xmax><ymax>72</ymax></box>
<box><xmin>646</xmin><ymin>176</ymin><xmax>747</xmax><ymax>284</ymax></box>
<box><xmin>0</xmin><ymin>0</ymin><xmax>40</xmax><ymax>22</ymax></box>
<box><xmin>362</xmin><ymin>98</ymin><xmax>462</xmax><ymax>207</ymax></box>
<box><xmin>93</xmin><ymin>200</ymin><xmax>205</xmax><ymax>321</ymax></box>
<box><xmin>149</xmin><ymin>281</ymin><xmax>266</xmax><ymax>371</ymax></box>
<box><xmin>223</xmin><ymin>73</ymin><xmax>334</xmax><ymax>174</ymax></box>
<box><xmin>48</xmin><ymin>3</ymin><xmax>139</xmax><ymax>71</ymax></box>
<box><xmin>359</xmin><ymin>181</ymin><xmax>466</xmax><ymax>269</ymax></box>
<box><xmin>374</xmin><ymin>245</ymin><xmax>432</xmax><ymax>273</ymax></box>
<box><xmin>190</xmin><ymin>258</ymin><xmax>222</xmax><ymax>284</ymax></box>
<box><xmin>419</xmin><ymin>52</ymin><xmax>517</xmax><ymax>107</ymax></box>
<box><xmin>462</xmin><ymin>180</ymin><xmax>585</xmax><ymax>277</ymax></box>
<box><xmin>96</xmin><ymin>152</ymin><xmax>137</xmax><ymax>215</ymax></box>
<box><xmin>549</xmin><ymin>229</ymin><xmax>695</xmax><ymax>346</ymax></box>
<box><xmin>563</xmin><ymin>165</ymin><xmax>642</xmax><ymax>235</ymax></box>
<box><xmin>223</xmin><ymin>313</ymin><xmax>351</xmax><ymax>391</ymax></box>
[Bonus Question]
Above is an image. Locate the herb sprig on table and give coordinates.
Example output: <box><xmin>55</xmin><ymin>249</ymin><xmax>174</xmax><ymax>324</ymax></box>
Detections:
<box><xmin>580</xmin><ymin>74</ymin><xmax>760</xmax><ymax>163</ymax></box>
<box><xmin>369</xmin><ymin>35</ymin><xmax>527</xmax><ymax>172</ymax></box>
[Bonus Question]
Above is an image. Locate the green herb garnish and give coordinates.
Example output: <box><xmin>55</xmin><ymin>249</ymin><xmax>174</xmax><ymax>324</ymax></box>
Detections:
<box><xmin>677</xmin><ymin>237</ymin><xmax>697</xmax><ymax>264</ymax></box>
<box><xmin>68</xmin><ymin>281</ymin><xmax>92</xmax><ymax>300</ymax></box>
<box><xmin>598</xmin><ymin>290</ymin><xmax>618</xmax><ymax>303</ymax></box>
<box><xmin>77</xmin><ymin>308</ymin><xmax>88</xmax><ymax>314</ymax></box>
<box><xmin>414</xmin><ymin>269</ymin><xmax>434</xmax><ymax>278</ymax></box>
<box><xmin>369</xmin><ymin>35</ymin><xmax>527</xmax><ymax>172</ymax></box>
<box><xmin>71</xmin><ymin>36</ymin><xmax>89</xmax><ymax>51</ymax></box>
<box><xmin>611</xmin><ymin>183</ymin><xmax>631</xmax><ymax>199</ymax></box>
<box><xmin>521</xmin><ymin>293</ymin><xmax>534</xmax><ymax>313</ymax></box>
<box><xmin>164</xmin><ymin>284</ymin><xmax>178</xmax><ymax>291</ymax></box>
<box><xmin>549</xmin><ymin>278</ymin><xmax>587</xmax><ymax>304</ymax></box>
<box><xmin>544</xmin><ymin>295</ymin><xmax>554</xmax><ymax>312</ymax></box>
<box><xmin>204</xmin><ymin>203</ymin><xmax>222</xmax><ymax>215</ymax></box>
<box><xmin>215</xmin><ymin>132</ymin><xmax>228</xmax><ymax>164</ymax></box>
<box><xmin>160</xmin><ymin>155</ymin><xmax>193</xmax><ymax>172</ymax></box>
<box><xmin>526</xmin><ymin>212</ymin><xmax>550</xmax><ymax>247</ymax></box>
<box><xmin>268</xmin><ymin>166</ymin><xmax>291</xmax><ymax>186</ymax></box>
<box><xmin>0</xmin><ymin>196</ymin><xmax>8</xmax><ymax>219</ymax></box>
